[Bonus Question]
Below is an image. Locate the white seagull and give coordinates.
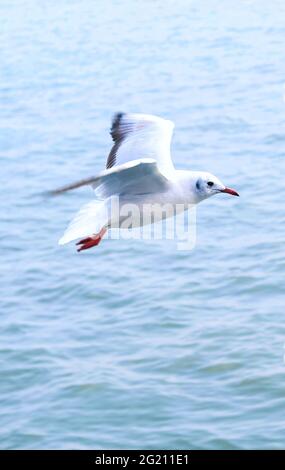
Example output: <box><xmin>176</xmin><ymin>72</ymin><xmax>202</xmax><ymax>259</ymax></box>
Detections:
<box><xmin>52</xmin><ymin>113</ymin><xmax>239</xmax><ymax>251</ymax></box>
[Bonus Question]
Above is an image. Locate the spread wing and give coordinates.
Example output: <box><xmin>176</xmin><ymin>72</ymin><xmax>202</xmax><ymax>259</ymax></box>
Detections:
<box><xmin>50</xmin><ymin>159</ymin><xmax>170</xmax><ymax>198</ymax></box>
<box><xmin>107</xmin><ymin>113</ymin><xmax>175</xmax><ymax>177</ymax></box>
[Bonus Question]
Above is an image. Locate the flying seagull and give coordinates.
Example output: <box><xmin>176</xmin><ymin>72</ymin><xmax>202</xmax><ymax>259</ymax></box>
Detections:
<box><xmin>51</xmin><ymin>113</ymin><xmax>239</xmax><ymax>251</ymax></box>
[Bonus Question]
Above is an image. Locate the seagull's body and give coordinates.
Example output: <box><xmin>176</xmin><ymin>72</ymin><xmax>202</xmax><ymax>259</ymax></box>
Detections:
<box><xmin>52</xmin><ymin>113</ymin><xmax>239</xmax><ymax>251</ymax></box>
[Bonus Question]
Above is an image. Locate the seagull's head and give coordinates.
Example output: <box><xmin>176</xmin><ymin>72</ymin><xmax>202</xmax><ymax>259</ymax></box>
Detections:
<box><xmin>195</xmin><ymin>172</ymin><xmax>239</xmax><ymax>200</ymax></box>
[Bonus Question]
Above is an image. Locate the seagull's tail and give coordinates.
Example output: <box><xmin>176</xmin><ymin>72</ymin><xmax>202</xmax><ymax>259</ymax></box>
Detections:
<box><xmin>58</xmin><ymin>200</ymin><xmax>109</xmax><ymax>246</ymax></box>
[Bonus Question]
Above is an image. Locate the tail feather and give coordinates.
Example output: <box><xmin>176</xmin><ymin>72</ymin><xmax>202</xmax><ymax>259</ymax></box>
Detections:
<box><xmin>58</xmin><ymin>200</ymin><xmax>108</xmax><ymax>245</ymax></box>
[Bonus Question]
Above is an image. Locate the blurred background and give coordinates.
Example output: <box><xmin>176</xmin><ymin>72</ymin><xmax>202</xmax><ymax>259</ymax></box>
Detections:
<box><xmin>1</xmin><ymin>0</ymin><xmax>285</xmax><ymax>449</ymax></box>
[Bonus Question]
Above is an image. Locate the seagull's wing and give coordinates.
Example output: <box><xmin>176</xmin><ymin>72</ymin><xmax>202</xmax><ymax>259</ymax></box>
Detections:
<box><xmin>107</xmin><ymin>113</ymin><xmax>175</xmax><ymax>176</ymax></box>
<box><xmin>50</xmin><ymin>159</ymin><xmax>170</xmax><ymax>198</ymax></box>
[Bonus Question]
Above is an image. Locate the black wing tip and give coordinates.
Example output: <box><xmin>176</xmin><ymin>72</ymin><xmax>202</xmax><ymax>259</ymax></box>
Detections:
<box><xmin>110</xmin><ymin>112</ymin><xmax>125</xmax><ymax>140</ymax></box>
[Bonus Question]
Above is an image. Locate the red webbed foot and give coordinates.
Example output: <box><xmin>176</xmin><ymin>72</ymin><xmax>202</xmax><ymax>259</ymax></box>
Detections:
<box><xmin>76</xmin><ymin>228</ymin><xmax>107</xmax><ymax>252</ymax></box>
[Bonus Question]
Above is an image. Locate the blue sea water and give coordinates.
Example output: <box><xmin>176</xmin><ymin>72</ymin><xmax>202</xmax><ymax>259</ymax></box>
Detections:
<box><xmin>1</xmin><ymin>0</ymin><xmax>285</xmax><ymax>450</ymax></box>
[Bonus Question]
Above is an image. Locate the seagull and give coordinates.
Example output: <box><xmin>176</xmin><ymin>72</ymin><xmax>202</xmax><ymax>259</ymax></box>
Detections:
<box><xmin>51</xmin><ymin>113</ymin><xmax>239</xmax><ymax>252</ymax></box>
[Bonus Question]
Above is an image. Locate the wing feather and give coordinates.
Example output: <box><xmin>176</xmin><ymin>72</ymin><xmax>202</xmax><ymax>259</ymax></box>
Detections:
<box><xmin>106</xmin><ymin>113</ymin><xmax>175</xmax><ymax>176</ymax></box>
<box><xmin>50</xmin><ymin>159</ymin><xmax>170</xmax><ymax>199</ymax></box>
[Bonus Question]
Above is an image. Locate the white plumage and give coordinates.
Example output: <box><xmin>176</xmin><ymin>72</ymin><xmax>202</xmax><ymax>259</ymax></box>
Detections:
<box><xmin>52</xmin><ymin>113</ymin><xmax>239</xmax><ymax>251</ymax></box>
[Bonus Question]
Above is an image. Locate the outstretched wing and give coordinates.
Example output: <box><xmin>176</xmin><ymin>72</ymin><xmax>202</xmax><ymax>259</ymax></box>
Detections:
<box><xmin>107</xmin><ymin>113</ymin><xmax>175</xmax><ymax>176</ymax></box>
<box><xmin>50</xmin><ymin>159</ymin><xmax>170</xmax><ymax>198</ymax></box>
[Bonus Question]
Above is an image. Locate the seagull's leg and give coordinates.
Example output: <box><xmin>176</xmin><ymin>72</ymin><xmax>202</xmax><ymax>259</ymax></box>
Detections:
<box><xmin>76</xmin><ymin>237</ymin><xmax>93</xmax><ymax>246</ymax></box>
<box><xmin>76</xmin><ymin>227</ymin><xmax>107</xmax><ymax>252</ymax></box>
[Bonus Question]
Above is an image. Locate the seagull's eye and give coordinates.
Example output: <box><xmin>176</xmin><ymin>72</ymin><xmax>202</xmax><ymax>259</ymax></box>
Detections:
<box><xmin>207</xmin><ymin>181</ymin><xmax>214</xmax><ymax>187</ymax></box>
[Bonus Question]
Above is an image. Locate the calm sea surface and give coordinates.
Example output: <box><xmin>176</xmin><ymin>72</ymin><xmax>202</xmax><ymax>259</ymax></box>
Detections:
<box><xmin>1</xmin><ymin>0</ymin><xmax>285</xmax><ymax>449</ymax></box>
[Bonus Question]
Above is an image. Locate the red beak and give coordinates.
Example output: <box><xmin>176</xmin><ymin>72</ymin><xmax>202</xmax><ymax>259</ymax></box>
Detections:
<box><xmin>220</xmin><ymin>187</ymin><xmax>239</xmax><ymax>197</ymax></box>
